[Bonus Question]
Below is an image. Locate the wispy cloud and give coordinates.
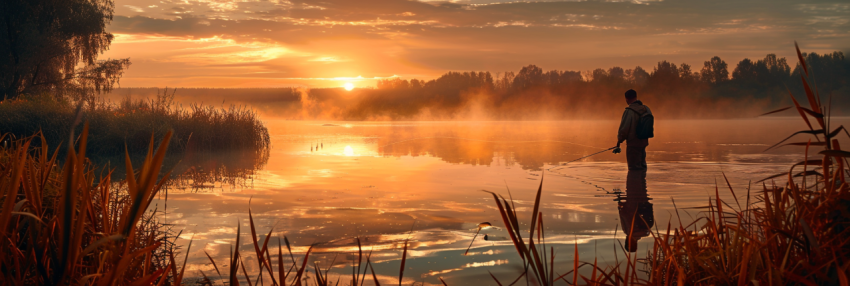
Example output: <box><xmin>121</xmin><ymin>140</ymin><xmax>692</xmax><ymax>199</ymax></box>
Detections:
<box><xmin>105</xmin><ymin>0</ymin><xmax>850</xmax><ymax>87</ymax></box>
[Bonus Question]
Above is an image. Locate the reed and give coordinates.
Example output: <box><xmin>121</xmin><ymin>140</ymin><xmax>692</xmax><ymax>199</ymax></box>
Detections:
<box><xmin>199</xmin><ymin>211</ymin><xmax>413</xmax><ymax>286</ymax></box>
<box><xmin>631</xmin><ymin>42</ymin><xmax>850</xmax><ymax>285</ymax></box>
<box><xmin>6</xmin><ymin>44</ymin><xmax>845</xmax><ymax>286</ymax></box>
<box><xmin>0</xmin><ymin>88</ymin><xmax>271</xmax><ymax>158</ymax></box>
<box><xmin>0</xmin><ymin>125</ymin><xmax>192</xmax><ymax>284</ymax></box>
<box><xmin>187</xmin><ymin>43</ymin><xmax>850</xmax><ymax>286</ymax></box>
<box><xmin>481</xmin><ymin>43</ymin><xmax>850</xmax><ymax>285</ymax></box>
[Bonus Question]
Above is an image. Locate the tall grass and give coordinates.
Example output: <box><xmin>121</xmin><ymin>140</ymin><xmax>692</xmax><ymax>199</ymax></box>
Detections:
<box><xmin>0</xmin><ymin>126</ymin><xmax>198</xmax><ymax>285</ymax></box>
<box><xmin>631</xmin><ymin>42</ymin><xmax>850</xmax><ymax>285</ymax></box>
<box><xmin>481</xmin><ymin>43</ymin><xmax>850</xmax><ymax>285</ymax></box>
<box><xmin>0</xmin><ymin>89</ymin><xmax>270</xmax><ymax>158</ymax></box>
<box><xmin>173</xmin><ymin>44</ymin><xmax>849</xmax><ymax>286</ymax></box>
<box><xmin>6</xmin><ymin>43</ymin><xmax>846</xmax><ymax>285</ymax></box>
<box><xmin>199</xmin><ymin>206</ymin><xmax>415</xmax><ymax>286</ymax></box>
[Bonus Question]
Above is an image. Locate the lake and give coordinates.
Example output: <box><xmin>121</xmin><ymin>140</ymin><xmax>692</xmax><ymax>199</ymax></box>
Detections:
<box><xmin>160</xmin><ymin>118</ymin><xmax>834</xmax><ymax>285</ymax></box>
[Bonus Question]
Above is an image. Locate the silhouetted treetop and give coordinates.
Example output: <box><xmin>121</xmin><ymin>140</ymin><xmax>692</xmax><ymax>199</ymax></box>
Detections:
<box><xmin>369</xmin><ymin>51</ymin><xmax>848</xmax><ymax>116</ymax></box>
<box><xmin>700</xmin><ymin>56</ymin><xmax>729</xmax><ymax>84</ymax></box>
<box><xmin>1</xmin><ymin>0</ymin><xmax>129</xmax><ymax>100</ymax></box>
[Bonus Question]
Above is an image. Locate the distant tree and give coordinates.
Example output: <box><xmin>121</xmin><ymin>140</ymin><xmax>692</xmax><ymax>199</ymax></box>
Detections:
<box><xmin>629</xmin><ymin>66</ymin><xmax>650</xmax><ymax>86</ymax></box>
<box><xmin>560</xmin><ymin>70</ymin><xmax>583</xmax><ymax>84</ymax></box>
<box><xmin>608</xmin><ymin>67</ymin><xmax>625</xmax><ymax>82</ymax></box>
<box><xmin>590</xmin><ymin>68</ymin><xmax>608</xmax><ymax>84</ymax></box>
<box><xmin>378</xmin><ymin>78</ymin><xmax>411</xmax><ymax>89</ymax></box>
<box><xmin>754</xmin><ymin>54</ymin><xmax>791</xmax><ymax>89</ymax></box>
<box><xmin>430</xmin><ymin>71</ymin><xmax>492</xmax><ymax>92</ymax></box>
<box><xmin>679</xmin><ymin>63</ymin><xmax>697</xmax><ymax>81</ymax></box>
<box><xmin>732</xmin><ymin>58</ymin><xmax>758</xmax><ymax>82</ymax></box>
<box><xmin>494</xmin><ymin>71</ymin><xmax>515</xmax><ymax>91</ymax></box>
<box><xmin>762</xmin><ymin>54</ymin><xmax>790</xmax><ymax>75</ymax></box>
<box><xmin>1</xmin><ymin>0</ymin><xmax>130</xmax><ymax>100</ymax></box>
<box><xmin>700</xmin><ymin>56</ymin><xmax>729</xmax><ymax>84</ymax></box>
<box><xmin>727</xmin><ymin>54</ymin><xmax>793</xmax><ymax>98</ymax></box>
<box><xmin>792</xmin><ymin>52</ymin><xmax>849</xmax><ymax>97</ymax></box>
<box><xmin>410</xmin><ymin>78</ymin><xmax>423</xmax><ymax>89</ymax></box>
<box><xmin>544</xmin><ymin>70</ymin><xmax>560</xmax><ymax>86</ymax></box>
<box><xmin>648</xmin><ymin>61</ymin><xmax>679</xmax><ymax>88</ymax></box>
<box><xmin>513</xmin><ymin>65</ymin><xmax>544</xmax><ymax>90</ymax></box>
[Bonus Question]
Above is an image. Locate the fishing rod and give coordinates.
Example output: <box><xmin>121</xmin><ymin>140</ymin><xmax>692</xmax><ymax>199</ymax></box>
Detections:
<box><xmin>546</xmin><ymin>145</ymin><xmax>620</xmax><ymax>172</ymax></box>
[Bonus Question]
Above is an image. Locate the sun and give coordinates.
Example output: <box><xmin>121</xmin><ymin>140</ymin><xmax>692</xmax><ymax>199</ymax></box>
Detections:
<box><xmin>343</xmin><ymin>82</ymin><xmax>355</xmax><ymax>91</ymax></box>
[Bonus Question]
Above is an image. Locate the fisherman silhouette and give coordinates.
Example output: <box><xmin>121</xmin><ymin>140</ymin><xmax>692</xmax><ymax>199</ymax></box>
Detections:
<box><xmin>617</xmin><ymin>169</ymin><xmax>654</xmax><ymax>252</ymax></box>
<box><xmin>614</xmin><ymin>89</ymin><xmax>652</xmax><ymax>170</ymax></box>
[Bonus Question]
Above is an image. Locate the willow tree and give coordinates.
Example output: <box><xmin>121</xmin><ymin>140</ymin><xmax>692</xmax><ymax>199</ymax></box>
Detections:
<box><xmin>0</xmin><ymin>0</ymin><xmax>129</xmax><ymax>100</ymax></box>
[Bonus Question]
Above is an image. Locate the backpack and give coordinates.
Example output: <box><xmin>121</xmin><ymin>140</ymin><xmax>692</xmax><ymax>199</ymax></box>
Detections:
<box><xmin>627</xmin><ymin>107</ymin><xmax>654</xmax><ymax>139</ymax></box>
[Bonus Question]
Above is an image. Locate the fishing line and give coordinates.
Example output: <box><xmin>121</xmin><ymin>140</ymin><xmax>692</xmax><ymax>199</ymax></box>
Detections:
<box><xmin>545</xmin><ymin>146</ymin><xmax>619</xmax><ymax>172</ymax></box>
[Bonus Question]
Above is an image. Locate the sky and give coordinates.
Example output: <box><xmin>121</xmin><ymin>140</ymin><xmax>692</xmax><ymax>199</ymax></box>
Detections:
<box><xmin>103</xmin><ymin>0</ymin><xmax>850</xmax><ymax>88</ymax></box>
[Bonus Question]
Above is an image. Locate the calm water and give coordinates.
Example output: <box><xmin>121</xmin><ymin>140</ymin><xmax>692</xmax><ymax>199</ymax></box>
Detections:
<box><xmin>160</xmin><ymin>118</ymin><xmax>836</xmax><ymax>285</ymax></box>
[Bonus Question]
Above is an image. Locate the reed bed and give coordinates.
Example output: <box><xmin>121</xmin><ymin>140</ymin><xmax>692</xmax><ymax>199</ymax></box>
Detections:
<box><xmin>5</xmin><ymin>44</ymin><xmax>848</xmax><ymax>286</ymax></box>
<box><xmin>0</xmin><ymin>89</ymin><xmax>270</xmax><ymax>158</ymax></box>
<box><xmin>182</xmin><ymin>44</ymin><xmax>850</xmax><ymax>286</ymax></box>
<box><xmin>629</xmin><ymin>43</ymin><xmax>850</xmax><ymax>285</ymax></box>
<box><xmin>198</xmin><ymin>207</ymin><xmax>414</xmax><ymax>286</ymax></box>
<box><xmin>480</xmin><ymin>43</ymin><xmax>850</xmax><ymax>285</ymax></box>
<box><xmin>0</xmin><ymin>126</ymin><xmax>193</xmax><ymax>285</ymax></box>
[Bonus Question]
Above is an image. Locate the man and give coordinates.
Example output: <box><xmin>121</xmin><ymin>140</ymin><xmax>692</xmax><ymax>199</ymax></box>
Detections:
<box><xmin>614</xmin><ymin>89</ymin><xmax>651</xmax><ymax>170</ymax></box>
<box><xmin>618</xmin><ymin>169</ymin><xmax>653</xmax><ymax>252</ymax></box>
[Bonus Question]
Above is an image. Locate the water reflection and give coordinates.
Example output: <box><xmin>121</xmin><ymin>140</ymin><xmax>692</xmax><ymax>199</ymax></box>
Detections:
<box><xmin>95</xmin><ymin>147</ymin><xmax>269</xmax><ymax>191</ymax></box>
<box><xmin>364</xmin><ymin>120</ymin><xmax>813</xmax><ymax>171</ymax></box>
<box><xmin>159</xmin><ymin>119</ymin><xmax>848</xmax><ymax>284</ymax></box>
<box><xmin>168</xmin><ymin>148</ymin><xmax>269</xmax><ymax>191</ymax></box>
<box><xmin>617</xmin><ymin>169</ymin><xmax>654</xmax><ymax>252</ymax></box>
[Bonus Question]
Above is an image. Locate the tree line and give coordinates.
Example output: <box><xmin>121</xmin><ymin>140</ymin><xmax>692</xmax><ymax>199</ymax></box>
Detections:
<box><xmin>356</xmin><ymin>52</ymin><xmax>848</xmax><ymax>119</ymax></box>
<box><xmin>377</xmin><ymin>53</ymin><xmax>848</xmax><ymax>99</ymax></box>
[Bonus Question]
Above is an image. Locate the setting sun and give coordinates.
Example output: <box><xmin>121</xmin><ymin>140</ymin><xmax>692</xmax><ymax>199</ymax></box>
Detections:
<box><xmin>7</xmin><ymin>1</ymin><xmax>850</xmax><ymax>284</ymax></box>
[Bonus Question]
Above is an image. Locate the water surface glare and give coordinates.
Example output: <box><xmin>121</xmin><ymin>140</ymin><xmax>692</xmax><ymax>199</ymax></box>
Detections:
<box><xmin>160</xmin><ymin>119</ymin><xmax>839</xmax><ymax>284</ymax></box>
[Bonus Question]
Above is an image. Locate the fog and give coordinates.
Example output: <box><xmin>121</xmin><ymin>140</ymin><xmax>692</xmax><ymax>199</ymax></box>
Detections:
<box><xmin>105</xmin><ymin>52</ymin><xmax>850</xmax><ymax>120</ymax></box>
<box><xmin>102</xmin><ymin>85</ymin><xmax>783</xmax><ymax>120</ymax></box>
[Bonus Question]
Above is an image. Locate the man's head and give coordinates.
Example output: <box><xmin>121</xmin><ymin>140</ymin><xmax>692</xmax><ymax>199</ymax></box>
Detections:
<box><xmin>625</xmin><ymin>89</ymin><xmax>637</xmax><ymax>104</ymax></box>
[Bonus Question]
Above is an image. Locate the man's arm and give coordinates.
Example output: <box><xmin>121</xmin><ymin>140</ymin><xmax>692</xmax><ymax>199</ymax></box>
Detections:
<box><xmin>617</xmin><ymin>109</ymin><xmax>632</xmax><ymax>145</ymax></box>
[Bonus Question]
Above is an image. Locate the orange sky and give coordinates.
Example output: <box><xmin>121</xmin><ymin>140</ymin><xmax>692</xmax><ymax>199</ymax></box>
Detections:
<box><xmin>103</xmin><ymin>0</ymin><xmax>850</xmax><ymax>88</ymax></box>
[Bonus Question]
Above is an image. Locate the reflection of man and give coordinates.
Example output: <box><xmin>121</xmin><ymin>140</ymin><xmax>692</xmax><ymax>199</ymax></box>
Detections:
<box><xmin>614</xmin><ymin>89</ymin><xmax>652</xmax><ymax>170</ymax></box>
<box><xmin>618</xmin><ymin>169</ymin><xmax>654</xmax><ymax>252</ymax></box>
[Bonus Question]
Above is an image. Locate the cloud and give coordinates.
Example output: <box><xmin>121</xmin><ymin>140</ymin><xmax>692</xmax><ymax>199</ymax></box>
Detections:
<box><xmin>105</xmin><ymin>0</ymin><xmax>850</xmax><ymax>87</ymax></box>
<box><xmin>124</xmin><ymin>5</ymin><xmax>144</xmax><ymax>13</ymax></box>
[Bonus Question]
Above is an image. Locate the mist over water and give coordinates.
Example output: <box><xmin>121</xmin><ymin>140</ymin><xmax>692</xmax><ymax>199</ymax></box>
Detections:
<box><xmin>100</xmin><ymin>57</ymin><xmax>849</xmax><ymax>284</ymax></box>
<box><xmin>106</xmin><ymin>86</ymin><xmax>781</xmax><ymax>121</ymax></box>
<box><xmin>156</xmin><ymin>118</ymin><xmax>842</xmax><ymax>284</ymax></box>
<box><xmin>106</xmin><ymin>52</ymin><xmax>850</xmax><ymax>121</ymax></box>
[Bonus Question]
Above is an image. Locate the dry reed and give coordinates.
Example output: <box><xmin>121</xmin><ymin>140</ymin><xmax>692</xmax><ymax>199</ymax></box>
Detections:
<box><xmin>0</xmin><ymin>125</ymin><xmax>195</xmax><ymax>285</ymax></box>
<box><xmin>480</xmin><ymin>42</ymin><xmax>850</xmax><ymax>286</ymax></box>
<box><xmin>0</xmin><ymin>88</ymin><xmax>270</xmax><ymax>158</ymax></box>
